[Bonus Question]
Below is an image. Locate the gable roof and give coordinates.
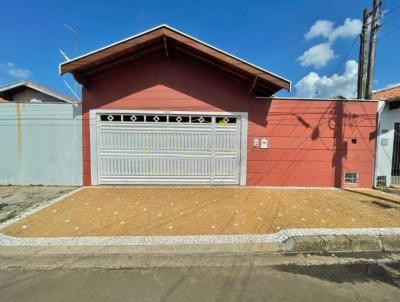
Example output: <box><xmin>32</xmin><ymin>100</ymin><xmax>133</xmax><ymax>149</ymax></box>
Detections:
<box><xmin>372</xmin><ymin>85</ymin><xmax>400</xmax><ymax>100</ymax></box>
<box><xmin>0</xmin><ymin>81</ymin><xmax>77</xmax><ymax>104</ymax></box>
<box><xmin>60</xmin><ymin>24</ymin><xmax>291</xmax><ymax>96</ymax></box>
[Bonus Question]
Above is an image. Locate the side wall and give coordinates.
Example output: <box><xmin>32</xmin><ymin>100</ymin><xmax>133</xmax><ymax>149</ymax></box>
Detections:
<box><xmin>0</xmin><ymin>103</ymin><xmax>82</xmax><ymax>186</ymax></box>
<box><xmin>82</xmin><ymin>54</ymin><xmax>377</xmax><ymax>187</ymax></box>
<box><xmin>248</xmin><ymin>99</ymin><xmax>376</xmax><ymax>187</ymax></box>
<box><xmin>375</xmin><ymin>101</ymin><xmax>399</xmax><ymax>186</ymax></box>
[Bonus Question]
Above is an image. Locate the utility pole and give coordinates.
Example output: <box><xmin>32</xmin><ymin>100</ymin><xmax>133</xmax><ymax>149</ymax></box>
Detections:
<box><xmin>365</xmin><ymin>0</ymin><xmax>382</xmax><ymax>99</ymax></box>
<box><xmin>357</xmin><ymin>9</ymin><xmax>369</xmax><ymax>99</ymax></box>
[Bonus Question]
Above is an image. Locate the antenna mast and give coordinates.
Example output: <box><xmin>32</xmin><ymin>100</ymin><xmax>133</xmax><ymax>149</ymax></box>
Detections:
<box><xmin>64</xmin><ymin>24</ymin><xmax>78</xmax><ymax>57</ymax></box>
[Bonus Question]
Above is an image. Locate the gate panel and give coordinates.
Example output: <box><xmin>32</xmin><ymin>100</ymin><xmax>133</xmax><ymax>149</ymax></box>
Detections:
<box><xmin>94</xmin><ymin>113</ymin><xmax>243</xmax><ymax>185</ymax></box>
<box><xmin>391</xmin><ymin>123</ymin><xmax>400</xmax><ymax>185</ymax></box>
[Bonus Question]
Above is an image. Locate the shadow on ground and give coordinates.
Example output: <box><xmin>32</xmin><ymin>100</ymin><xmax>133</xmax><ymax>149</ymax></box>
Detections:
<box><xmin>274</xmin><ymin>262</ymin><xmax>400</xmax><ymax>288</ymax></box>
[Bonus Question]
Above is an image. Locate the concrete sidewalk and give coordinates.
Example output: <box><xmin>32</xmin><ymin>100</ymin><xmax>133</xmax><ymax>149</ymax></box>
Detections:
<box><xmin>1</xmin><ymin>229</ymin><xmax>400</xmax><ymax>255</ymax></box>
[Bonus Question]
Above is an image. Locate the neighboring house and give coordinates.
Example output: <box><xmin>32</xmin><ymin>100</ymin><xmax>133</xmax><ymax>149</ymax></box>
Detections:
<box><xmin>0</xmin><ymin>81</ymin><xmax>82</xmax><ymax>186</ymax></box>
<box><xmin>373</xmin><ymin>85</ymin><xmax>400</xmax><ymax>187</ymax></box>
<box><xmin>60</xmin><ymin>25</ymin><xmax>377</xmax><ymax>188</ymax></box>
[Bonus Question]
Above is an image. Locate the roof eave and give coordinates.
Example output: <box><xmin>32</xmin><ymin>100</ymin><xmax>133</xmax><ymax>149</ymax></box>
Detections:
<box><xmin>0</xmin><ymin>80</ymin><xmax>78</xmax><ymax>104</ymax></box>
<box><xmin>59</xmin><ymin>24</ymin><xmax>291</xmax><ymax>92</ymax></box>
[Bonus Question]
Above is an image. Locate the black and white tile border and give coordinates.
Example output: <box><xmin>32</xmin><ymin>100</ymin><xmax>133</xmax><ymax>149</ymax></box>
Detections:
<box><xmin>1</xmin><ymin>228</ymin><xmax>400</xmax><ymax>246</ymax></box>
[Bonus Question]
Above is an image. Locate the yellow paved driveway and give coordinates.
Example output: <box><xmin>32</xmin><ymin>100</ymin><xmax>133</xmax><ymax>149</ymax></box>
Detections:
<box><xmin>2</xmin><ymin>187</ymin><xmax>400</xmax><ymax>237</ymax></box>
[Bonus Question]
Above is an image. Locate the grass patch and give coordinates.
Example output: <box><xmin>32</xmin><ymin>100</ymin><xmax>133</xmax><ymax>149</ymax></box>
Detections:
<box><xmin>0</xmin><ymin>210</ymin><xmax>18</xmax><ymax>223</ymax></box>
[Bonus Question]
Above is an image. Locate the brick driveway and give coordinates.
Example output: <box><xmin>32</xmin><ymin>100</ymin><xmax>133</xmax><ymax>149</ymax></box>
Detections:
<box><xmin>2</xmin><ymin>187</ymin><xmax>400</xmax><ymax>237</ymax></box>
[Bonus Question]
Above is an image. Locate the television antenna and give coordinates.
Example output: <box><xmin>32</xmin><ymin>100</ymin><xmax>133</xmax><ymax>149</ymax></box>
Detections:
<box><xmin>59</xmin><ymin>23</ymin><xmax>80</xmax><ymax>99</ymax></box>
<box><xmin>64</xmin><ymin>24</ymin><xmax>78</xmax><ymax>57</ymax></box>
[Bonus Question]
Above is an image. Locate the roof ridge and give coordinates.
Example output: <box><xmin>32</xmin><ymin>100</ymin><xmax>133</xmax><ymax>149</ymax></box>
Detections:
<box><xmin>0</xmin><ymin>80</ymin><xmax>80</xmax><ymax>103</ymax></box>
<box><xmin>59</xmin><ymin>24</ymin><xmax>291</xmax><ymax>93</ymax></box>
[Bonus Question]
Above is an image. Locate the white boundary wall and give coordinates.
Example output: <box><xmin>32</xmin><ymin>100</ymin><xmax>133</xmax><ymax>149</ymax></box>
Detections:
<box><xmin>0</xmin><ymin>102</ymin><xmax>82</xmax><ymax>185</ymax></box>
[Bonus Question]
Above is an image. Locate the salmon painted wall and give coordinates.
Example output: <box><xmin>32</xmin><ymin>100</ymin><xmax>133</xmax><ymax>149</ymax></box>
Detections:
<box><xmin>82</xmin><ymin>53</ymin><xmax>377</xmax><ymax>187</ymax></box>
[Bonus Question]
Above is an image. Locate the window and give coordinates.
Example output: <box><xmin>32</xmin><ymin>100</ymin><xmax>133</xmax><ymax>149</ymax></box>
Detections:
<box><xmin>99</xmin><ymin>113</ymin><xmax>239</xmax><ymax>125</ymax></box>
<box><xmin>146</xmin><ymin>115</ymin><xmax>167</xmax><ymax>122</ymax></box>
<box><xmin>123</xmin><ymin>114</ymin><xmax>144</xmax><ymax>122</ymax></box>
<box><xmin>216</xmin><ymin>116</ymin><xmax>237</xmax><ymax>124</ymax></box>
<box><xmin>191</xmin><ymin>116</ymin><xmax>212</xmax><ymax>123</ymax></box>
<box><xmin>170</xmin><ymin>116</ymin><xmax>190</xmax><ymax>123</ymax></box>
<box><xmin>351</xmin><ymin>138</ymin><xmax>357</xmax><ymax>144</ymax></box>
<box><xmin>344</xmin><ymin>172</ymin><xmax>358</xmax><ymax>184</ymax></box>
<box><xmin>100</xmin><ymin>114</ymin><xmax>121</xmax><ymax>122</ymax></box>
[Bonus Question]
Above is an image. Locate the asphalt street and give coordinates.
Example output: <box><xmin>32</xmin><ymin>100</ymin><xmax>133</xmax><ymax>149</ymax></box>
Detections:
<box><xmin>1</xmin><ymin>262</ymin><xmax>399</xmax><ymax>302</ymax></box>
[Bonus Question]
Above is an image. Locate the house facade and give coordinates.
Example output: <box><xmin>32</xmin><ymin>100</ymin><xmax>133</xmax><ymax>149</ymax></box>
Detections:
<box><xmin>60</xmin><ymin>25</ymin><xmax>377</xmax><ymax>188</ymax></box>
<box><xmin>373</xmin><ymin>85</ymin><xmax>400</xmax><ymax>187</ymax></box>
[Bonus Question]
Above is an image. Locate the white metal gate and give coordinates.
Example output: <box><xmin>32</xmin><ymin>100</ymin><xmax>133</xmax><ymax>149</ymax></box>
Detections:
<box><xmin>391</xmin><ymin>123</ymin><xmax>400</xmax><ymax>185</ymax></box>
<box><xmin>91</xmin><ymin>111</ymin><xmax>246</xmax><ymax>185</ymax></box>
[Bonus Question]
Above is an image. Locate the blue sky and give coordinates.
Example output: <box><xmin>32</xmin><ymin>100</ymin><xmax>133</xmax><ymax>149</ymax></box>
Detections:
<box><xmin>0</xmin><ymin>0</ymin><xmax>399</xmax><ymax>98</ymax></box>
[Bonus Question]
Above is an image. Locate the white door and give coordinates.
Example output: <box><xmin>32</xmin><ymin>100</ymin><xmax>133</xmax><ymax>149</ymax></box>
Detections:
<box><xmin>92</xmin><ymin>111</ymin><xmax>246</xmax><ymax>185</ymax></box>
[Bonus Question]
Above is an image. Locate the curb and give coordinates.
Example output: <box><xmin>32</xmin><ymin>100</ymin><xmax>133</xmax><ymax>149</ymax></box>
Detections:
<box><xmin>1</xmin><ymin>228</ymin><xmax>400</xmax><ymax>254</ymax></box>
<box><xmin>284</xmin><ymin>234</ymin><xmax>400</xmax><ymax>253</ymax></box>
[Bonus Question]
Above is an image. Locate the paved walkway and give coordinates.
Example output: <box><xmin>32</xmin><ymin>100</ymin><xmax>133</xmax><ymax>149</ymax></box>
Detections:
<box><xmin>2</xmin><ymin>187</ymin><xmax>400</xmax><ymax>238</ymax></box>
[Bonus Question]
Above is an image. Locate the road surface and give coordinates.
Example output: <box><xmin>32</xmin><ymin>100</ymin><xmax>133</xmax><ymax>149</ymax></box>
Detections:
<box><xmin>1</xmin><ymin>263</ymin><xmax>399</xmax><ymax>302</ymax></box>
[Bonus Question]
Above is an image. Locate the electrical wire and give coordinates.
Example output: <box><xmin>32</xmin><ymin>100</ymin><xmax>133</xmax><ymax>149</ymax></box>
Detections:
<box><xmin>365</xmin><ymin>1</ymin><xmax>400</xmax><ymax>26</ymax></box>
<box><xmin>379</xmin><ymin>23</ymin><xmax>400</xmax><ymax>39</ymax></box>
<box><xmin>332</xmin><ymin>38</ymin><xmax>359</xmax><ymax>75</ymax></box>
<box><xmin>383</xmin><ymin>1</ymin><xmax>400</xmax><ymax>17</ymax></box>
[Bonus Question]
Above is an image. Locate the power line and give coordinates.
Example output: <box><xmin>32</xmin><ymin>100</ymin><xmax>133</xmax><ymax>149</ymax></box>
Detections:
<box><xmin>383</xmin><ymin>1</ymin><xmax>400</xmax><ymax>17</ymax></box>
<box><xmin>372</xmin><ymin>1</ymin><xmax>400</xmax><ymax>41</ymax></box>
<box><xmin>332</xmin><ymin>37</ymin><xmax>358</xmax><ymax>75</ymax></box>
<box><xmin>365</xmin><ymin>1</ymin><xmax>400</xmax><ymax>25</ymax></box>
<box><xmin>379</xmin><ymin>23</ymin><xmax>400</xmax><ymax>39</ymax></box>
<box><xmin>331</xmin><ymin>1</ymin><xmax>397</xmax><ymax>77</ymax></box>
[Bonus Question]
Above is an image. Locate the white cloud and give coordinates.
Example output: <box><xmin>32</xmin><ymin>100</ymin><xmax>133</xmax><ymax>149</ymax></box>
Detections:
<box><xmin>305</xmin><ymin>20</ymin><xmax>334</xmax><ymax>40</ymax></box>
<box><xmin>0</xmin><ymin>62</ymin><xmax>31</xmax><ymax>79</ymax></box>
<box><xmin>295</xmin><ymin>60</ymin><xmax>358</xmax><ymax>98</ymax></box>
<box><xmin>329</xmin><ymin>18</ymin><xmax>362</xmax><ymax>41</ymax></box>
<box><xmin>299</xmin><ymin>18</ymin><xmax>362</xmax><ymax>69</ymax></box>
<box><xmin>297</xmin><ymin>43</ymin><xmax>336</xmax><ymax>68</ymax></box>
<box><xmin>305</xmin><ymin>18</ymin><xmax>362</xmax><ymax>42</ymax></box>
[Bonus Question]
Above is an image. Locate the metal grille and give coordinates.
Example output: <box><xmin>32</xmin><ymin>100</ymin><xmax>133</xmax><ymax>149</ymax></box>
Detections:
<box><xmin>344</xmin><ymin>172</ymin><xmax>358</xmax><ymax>184</ymax></box>
<box><xmin>376</xmin><ymin>175</ymin><xmax>387</xmax><ymax>187</ymax></box>
<box><xmin>391</xmin><ymin>123</ymin><xmax>400</xmax><ymax>185</ymax></box>
<box><xmin>95</xmin><ymin>113</ymin><xmax>242</xmax><ymax>185</ymax></box>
